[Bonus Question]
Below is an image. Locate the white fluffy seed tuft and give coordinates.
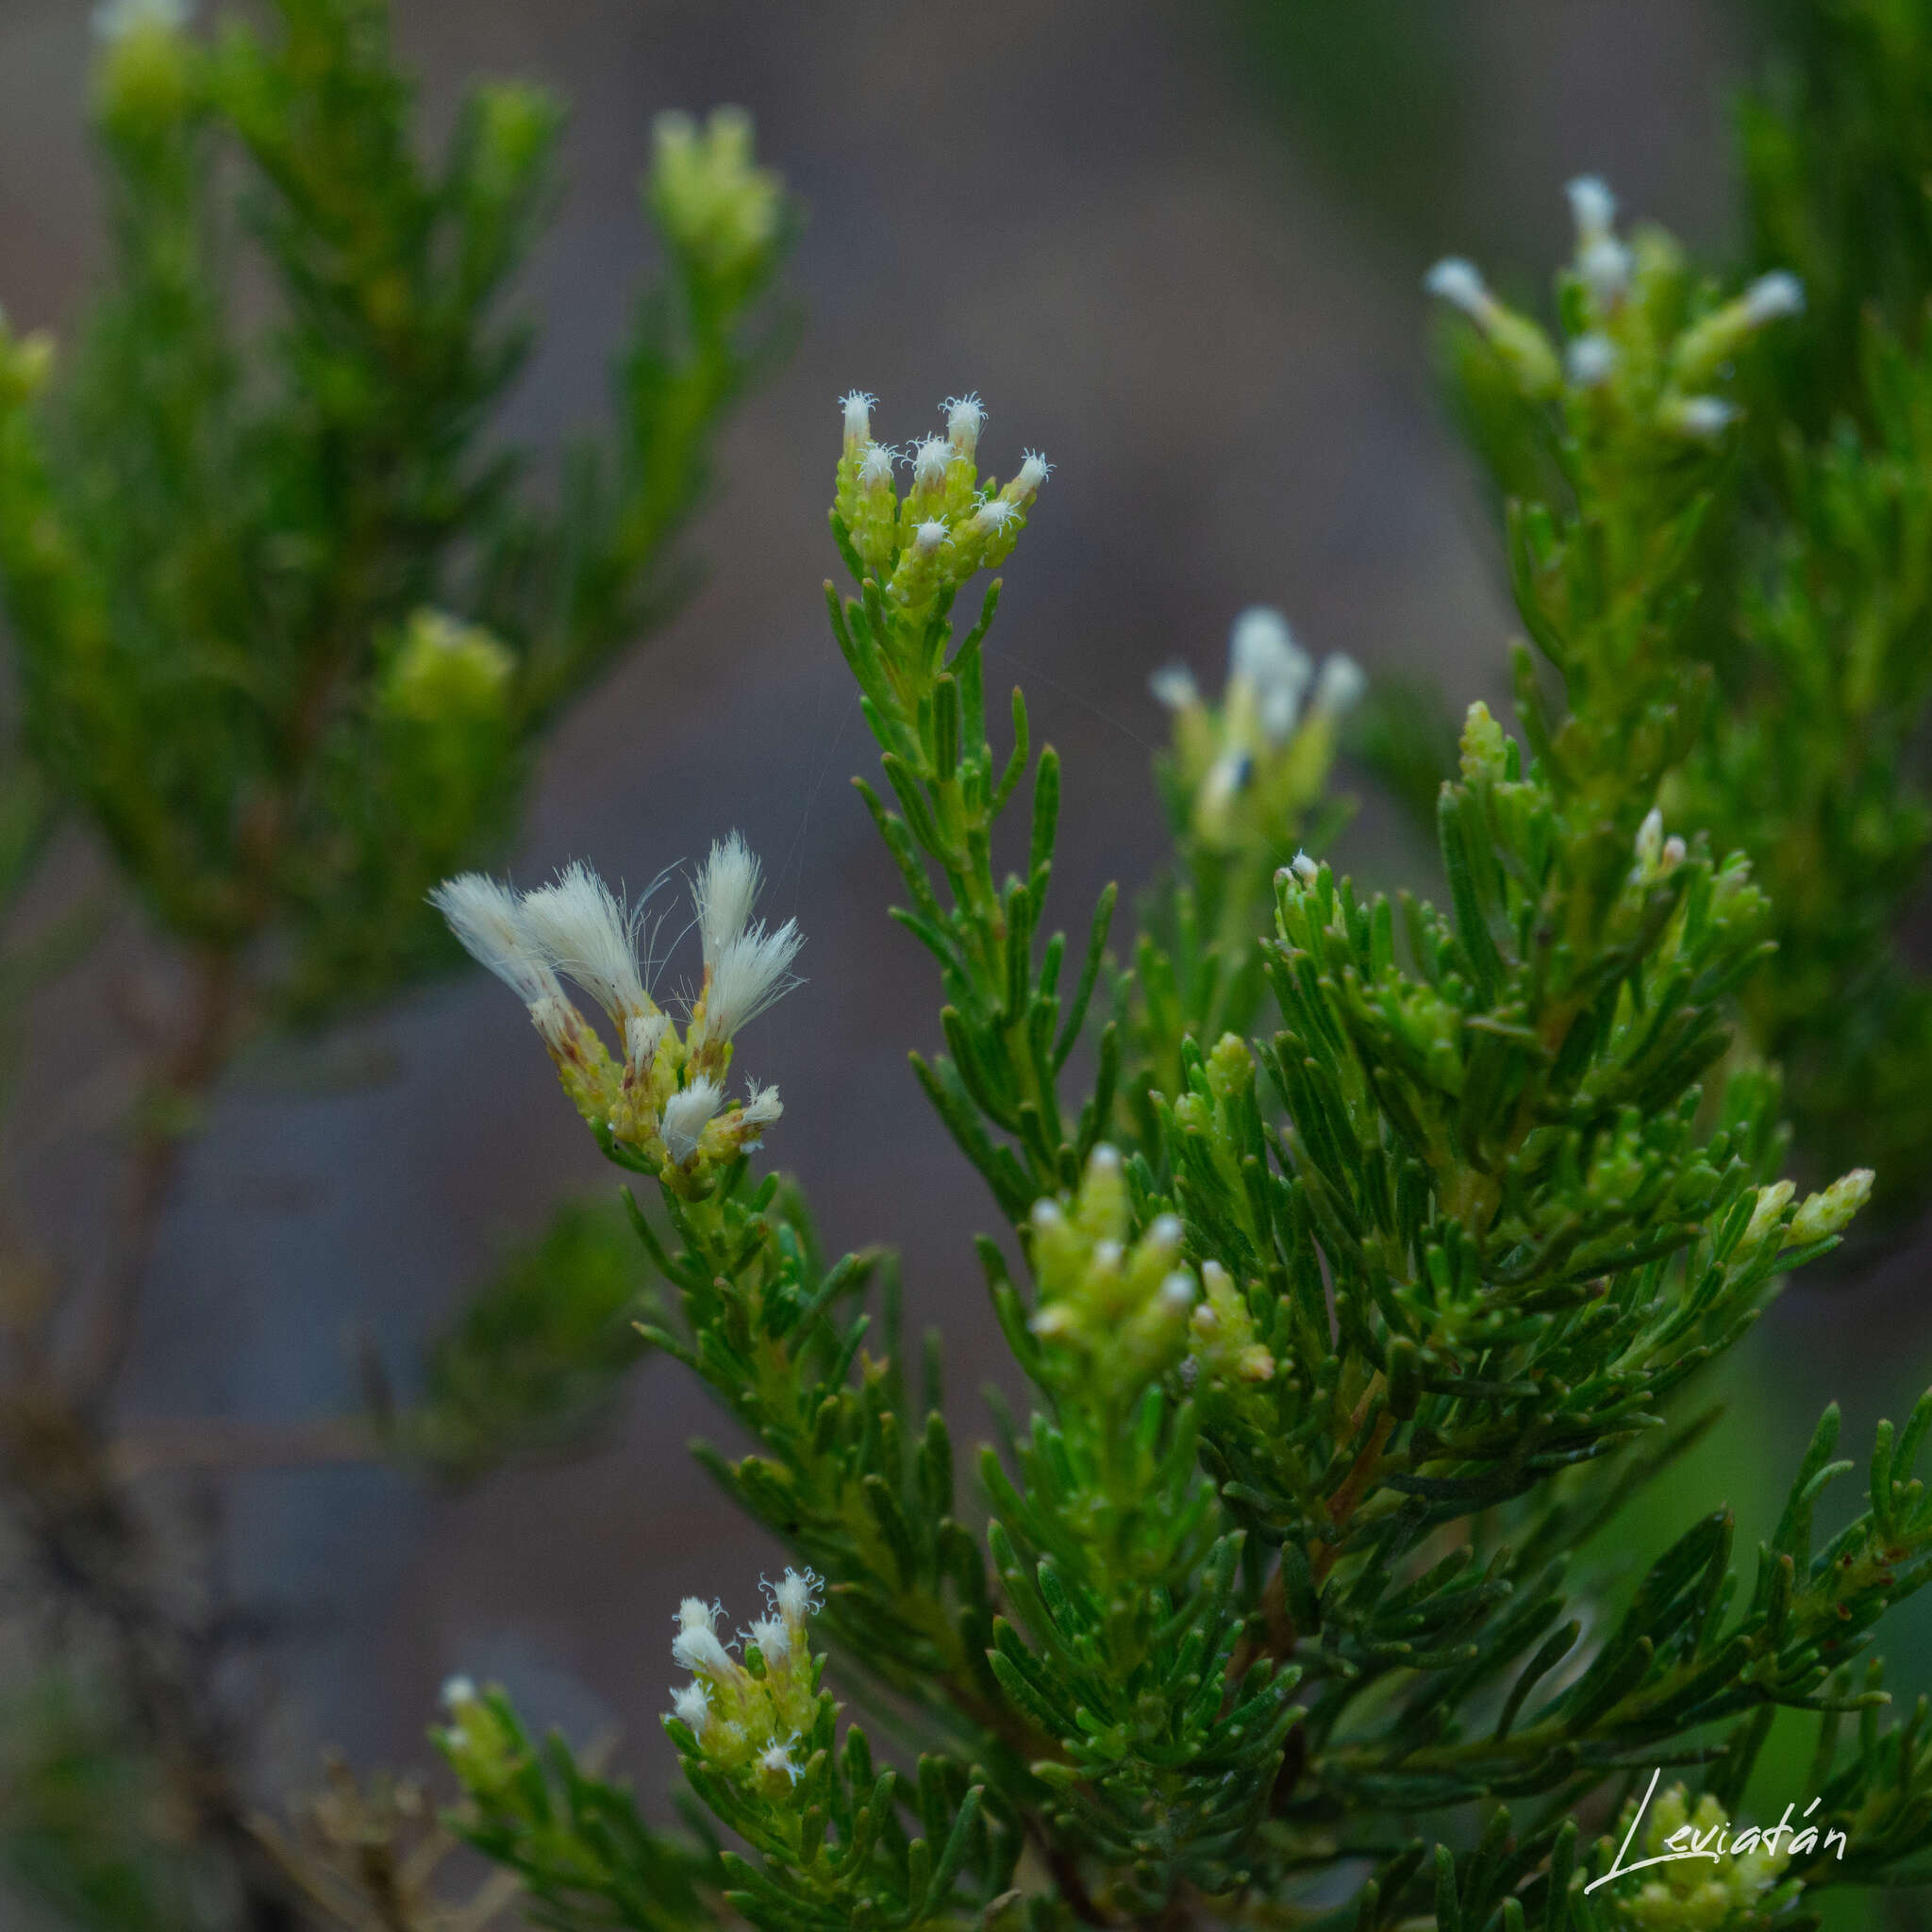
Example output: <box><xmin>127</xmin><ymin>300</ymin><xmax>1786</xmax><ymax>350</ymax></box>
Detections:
<box><xmin>707</xmin><ymin>920</ymin><xmax>805</xmax><ymax>1041</ymax></box>
<box><xmin>430</xmin><ymin>874</ymin><xmax>561</xmax><ymax>1010</ymax></box>
<box><xmin>662</xmin><ymin>1078</ymin><xmax>725</xmax><ymax>1163</ymax></box>
<box><xmin>519</xmin><ymin>861</ymin><xmax>656</xmax><ymax>1024</ymax></box>
<box><xmin>694</xmin><ymin>831</ymin><xmax>763</xmax><ymax>971</ymax></box>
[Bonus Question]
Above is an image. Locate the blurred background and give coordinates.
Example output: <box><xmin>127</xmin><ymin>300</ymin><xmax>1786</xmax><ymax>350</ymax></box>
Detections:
<box><xmin>0</xmin><ymin>0</ymin><xmax>1911</xmax><ymax>1843</ymax></box>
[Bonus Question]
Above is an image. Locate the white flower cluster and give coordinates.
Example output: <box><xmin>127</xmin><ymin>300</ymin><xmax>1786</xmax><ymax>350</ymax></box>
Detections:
<box><xmin>666</xmin><ymin>1568</ymin><xmax>824</xmax><ymax>1796</ymax></box>
<box><xmin>1424</xmin><ymin>175</ymin><xmax>1804</xmax><ymax>437</ymax></box>
<box><xmin>833</xmin><ymin>391</ymin><xmax>1049</xmax><ymax>597</ymax></box>
<box><xmin>1150</xmin><ymin>607</ymin><xmax>1366</xmax><ymax>850</ymax></box>
<box><xmin>431</xmin><ymin>834</ymin><xmax>798</xmax><ymax>1177</ymax></box>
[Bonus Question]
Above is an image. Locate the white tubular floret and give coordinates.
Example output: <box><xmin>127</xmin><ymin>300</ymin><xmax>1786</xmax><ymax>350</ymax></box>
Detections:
<box><xmin>1424</xmin><ymin>257</ymin><xmax>1493</xmax><ymax>323</ymax></box>
<box><xmin>758</xmin><ymin>1740</ymin><xmax>803</xmax><ymax>1786</ymax></box>
<box><xmin>1668</xmin><ymin>394</ymin><xmax>1740</xmax><ymax>441</ymax></box>
<box><xmin>911</xmin><ymin>435</ymin><xmax>951</xmax><ymax>490</ymax></box>
<box><xmin>772</xmin><ymin>1567</ymin><xmax>823</xmax><ymax>1624</ymax></box>
<box><xmin>1565</xmin><ymin>175</ymin><xmax>1617</xmax><ymax>244</ymax></box>
<box><xmin>841</xmin><ymin>390</ymin><xmax>874</xmax><ymax>453</ymax></box>
<box><xmin>913</xmin><ymin>518</ymin><xmax>948</xmax><ymax>555</ymax></box>
<box><xmin>671</xmin><ymin>1680</ymin><xmax>711</xmax><ymax>1736</ymax></box>
<box><xmin>858</xmin><ymin>441</ymin><xmax>895</xmax><ymax>490</ymax></box>
<box><xmin>694</xmin><ymin>831</ymin><xmax>763</xmax><ymax>972</ymax></box>
<box><xmin>662</xmin><ymin>1078</ymin><xmax>725</xmax><ymax>1163</ymax></box>
<box><xmin>1002</xmin><ymin>450</ymin><xmax>1052</xmax><ymax>507</ymax></box>
<box><xmin>1149</xmin><ymin>664</ymin><xmax>1198</xmax><ymax>711</ymax></box>
<box><xmin>1578</xmin><ymin>237</ymin><xmax>1634</xmax><ymax>308</ymax></box>
<box><xmin>1567</xmin><ymin>333</ymin><xmax>1618</xmax><ymax>388</ymax></box>
<box><xmin>746</xmin><ymin>1613</ymin><xmax>791</xmax><ymax>1662</ymax></box>
<box><xmin>671</xmin><ymin>1597</ymin><xmax>734</xmax><ymax>1676</ymax></box>
<box><xmin>971</xmin><ymin>497</ymin><xmax>1020</xmax><ymax>537</ymax></box>
<box><xmin>945</xmin><ymin>392</ymin><xmax>986</xmax><ymax>457</ymax></box>
<box><xmin>519</xmin><ymin>860</ymin><xmax>656</xmax><ymax>1025</ymax></box>
<box><xmin>1741</xmin><ymin>270</ymin><xmax>1805</xmax><ymax>325</ymax></box>
<box><xmin>429</xmin><ymin>874</ymin><xmax>562</xmax><ymax>1010</ymax></box>
<box><xmin>1314</xmin><ymin>654</ymin><xmax>1368</xmax><ymax>717</ymax></box>
<box><xmin>1230</xmin><ymin>607</ymin><xmax>1313</xmax><ymax>743</ymax></box>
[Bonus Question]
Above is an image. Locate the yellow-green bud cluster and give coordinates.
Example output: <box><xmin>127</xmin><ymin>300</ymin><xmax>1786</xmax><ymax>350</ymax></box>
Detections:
<box><xmin>379</xmin><ymin>608</ymin><xmax>514</xmax><ymax>723</ymax></box>
<box><xmin>430</xmin><ymin>836</ymin><xmax>797</xmax><ymax>1196</ymax></box>
<box><xmin>92</xmin><ymin>0</ymin><xmax>199</xmax><ymax>136</ymax></box>
<box><xmin>664</xmin><ymin>1569</ymin><xmax>824</xmax><ymax>1799</ymax></box>
<box><xmin>1027</xmin><ymin>1145</ymin><xmax>1198</xmax><ymax>1395</ymax></box>
<box><xmin>648</xmin><ymin>106</ymin><xmax>783</xmax><ymax>284</ymax></box>
<box><xmin>435</xmin><ymin>1677</ymin><xmax>525</xmax><ymax>1806</ymax></box>
<box><xmin>1151</xmin><ymin>607</ymin><xmax>1364</xmax><ymax>857</ymax></box>
<box><xmin>1425</xmin><ymin>176</ymin><xmax>1803</xmax><ymax>448</ymax></box>
<box><xmin>1593</xmin><ymin>1785</ymin><xmax>1793</xmax><ymax>1932</ymax></box>
<box><xmin>830</xmin><ymin>391</ymin><xmax>1049</xmax><ymax>608</ymax></box>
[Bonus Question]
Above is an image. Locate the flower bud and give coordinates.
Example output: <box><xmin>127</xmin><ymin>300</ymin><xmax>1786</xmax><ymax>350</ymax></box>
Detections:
<box><xmin>1789</xmin><ymin>1168</ymin><xmax>1874</xmax><ymax>1246</ymax></box>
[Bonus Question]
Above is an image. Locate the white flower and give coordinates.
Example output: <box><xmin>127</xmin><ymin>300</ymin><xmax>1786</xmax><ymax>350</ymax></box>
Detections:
<box><xmin>430</xmin><ymin>874</ymin><xmax>564</xmax><ymax>1010</ymax></box>
<box><xmin>671</xmin><ymin>1680</ymin><xmax>711</xmax><ymax>1737</ymax></box>
<box><xmin>94</xmin><ymin>0</ymin><xmax>190</xmax><ymax>39</ymax></box>
<box><xmin>693</xmin><ymin>831</ymin><xmax>762</xmax><ymax>972</ymax></box>
<box><xmin>1424</xmin><ymin>257</ymin><xmax>1493</xmax><ymax>322</ymax></box>
<box><xmin>741</xmin><ymin>1082</ymin><xmax>784</xmax><ymax>1128</ymax></box>
<box><xmin>913</xmin><ymin>518</ymin><xmax>948</xmax><ymax>554</ymax></box>
<box><xmin>944</xmin><ymin>392</ymin><xmax>986</xmax><ymax>456</ymax></box>
<box><xmin>747</xmin><ymin>1613</ymin><xmax>791</xmax><ymax>1662</ymax></box>
<box><xmin>971</xmin><ymin>497</ymin><xmax>1020</xmax><ymax>537</ymax></box>
<box><xmin>758</xmin><ymin>1740</ymin><xmax>804</xmax><ymax>1786</ymax></box>
<box><xmin>441</xmin><ymin>1674</ymin><xmax>477</xmax><ymax>1710</ymax></box>
<box><xmin>1158</xmin><ymin>1271</ymin><xmax>1196</xmax><ymax>1311</ymax></box>
<box><xmin>1008</xmin><ymin>450</ymin><xmax>1053</xmax><ymax>504</ymax></box>
<box><xmin>840</xmin><ymin>390</ymin><xmax>875</xmax><ymax>452</ymax></box>
<box><xmin>772</xmin><ymin>1567</ymin><xmax>823</xmax><ymax>1624</ymax></box>
<box><xmin>1290</xmin><ymin>850</ymin><xmax>1320</xmax><ymax>885</ymax></box>
<box><xmin>1634</xmin><ymin>807</ymin><xmax>1664</xmax><ymax>872</ymax></box>
<box><xmin>1567</xmin><ymin>333</ymin><xmax>1618</xmax><ymax>388</ymax></box>
<box><xmin>1314</xmin><ymin>654</ymin><xmax>1368</xmax><ymax>717</ymax></box>
<box><xmin>662</xmin><ymin>1078</ymin><xmax>725</xmax><ymax>1163</ymax></box>
<box><xmin>858</xmin><ymin>441</ymin><xmax>895</xmax><ymax>490</ymax></box>
<box><xmin>1669</xmin><ymin>394</ymin><xmax>1739</xmax><ymax>441</ymax></box>
<box><xmin>1229</xmin><ymin>607</ymin><xmax>1312</xmax><ymax>744</ymax></box>
<box><xmin>1146</xmin><ymin>1213</ymin><xmax>1183</xmax><ymax>1255</ymax></box>
<box><xmin>1565</xmin><ymin>175</ymin><xmax>1617</xmax><ymax>244</ymax></box>
<box><xmin>672</xmin><ymin>1596</ymin><xmax>734</xmax><ymax>1675</ymax></box>
<box><xmin>519</xmin><ymin>861</ymin><xmax>658</xmax><ymax>1025</ymax></box>
<box><xmin>1741</xmin><ymin>270</ymin><xmax>1805</xmax><ymax>325</ymax></box>
<box><xmin>911</xmin><ymin>435</ymin><xmax>952</xmax><ymax>489</ymax></box>
<box><xmin>1578</xmin><ymin>237</ymin><xmax>1634</xmax><ymax>308</ymax></box>
<box><xmin>1149</xmin><ymin>664</ymin><xmax>1198</xmax><ymax>711</ymax></box>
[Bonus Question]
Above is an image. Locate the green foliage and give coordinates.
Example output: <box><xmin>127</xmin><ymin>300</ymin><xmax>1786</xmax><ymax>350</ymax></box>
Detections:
<box><xmin>1434</xmin><ymin>0</ymin><xmax>1932</xmax><ymax>1225</ymax></box>
<box><xmin>397</xmin><ymin>1197</ymin><xmax>658</xmax><ymax>1482</ymax></box>
<box><xmin>0</xmin><ymin>0</ymin><xmax>790</xmax><ymax>1026</ymax></box>
<box><xmin>433</xmin><ymin>328</ymin><xmax>1927</xmax><ymax>1926</ymax></box>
